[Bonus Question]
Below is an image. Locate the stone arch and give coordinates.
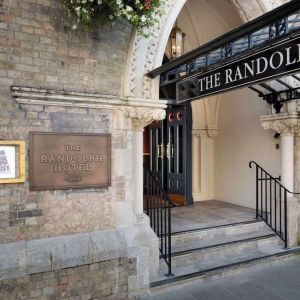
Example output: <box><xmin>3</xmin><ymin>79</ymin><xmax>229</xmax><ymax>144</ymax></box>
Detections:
<box><xmin>122</xmin><ymin>0</ymin><xmax>288</xmax><ymax>205</ymax></box>
<box><xmin>123</xmin><ymin>0</ymin><xmax>287</xmax><ymax>102</ymax></box>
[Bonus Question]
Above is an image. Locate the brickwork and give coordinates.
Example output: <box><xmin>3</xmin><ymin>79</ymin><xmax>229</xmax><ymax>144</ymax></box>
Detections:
<box><xmin>0</xmin><ymin>0</ymin><xmax>159</xmax><ymax>297</ymax></box>
<box><xmin>0</xmin><ymin>0</ymin><xmax>131</xmax><ymax>95</ymax></box>
<box><xmin>0</xmin><ymin>0</ymin><xmax>133</xmax><ymax>243</ymax></box>
<box><xmin>0</xmin><ymin>102</ymin><xmax>121</xmax><ymax>243</ymax></box>
<box><xmin>0</xmin><ymin>257</ymin><xmax>136</xmax><ymax>300</ymax></box>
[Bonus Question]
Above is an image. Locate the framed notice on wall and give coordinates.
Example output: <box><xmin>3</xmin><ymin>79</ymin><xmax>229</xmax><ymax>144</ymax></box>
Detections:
<box><xmin>0</xmin><ymin>141</ymin><xmax>25</xmax><ymax>184</ymax></box>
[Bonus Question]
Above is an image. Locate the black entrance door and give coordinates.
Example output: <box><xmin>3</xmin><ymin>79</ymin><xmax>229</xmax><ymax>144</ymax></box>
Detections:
<box><xmin>149</xmin><ymin>104</ymin><xmax>192</xmax><ymax>205</ymax></box>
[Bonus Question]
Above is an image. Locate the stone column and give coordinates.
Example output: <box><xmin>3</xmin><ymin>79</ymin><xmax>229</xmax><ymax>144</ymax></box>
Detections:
<box><xmin>191</xmin><ymin>126</ymin><xmax>218</xmax><ymax>201</ymax></box>
<box><xmin>132</xmin><ymin>127</ymin><xmax>144</xmax><ymax>217</ymax></box>
<box><xmin>123</xmin><ymin>107</ymin><xmax>166</xmax><ymax>221</ymax></box>
<box><xmin>261</xmin><ymin>112</ymin><xmax>300</xmax><ymax>246</ymax></box>
<box><xmin>281</xmin><ymin>133</ymin><xmax>294</xmax><ymax>192</ymax></box>
<box><xmin>261</xmin><ymin>113</ymin><xmax>300</xmax><ymax>194</ymax></box>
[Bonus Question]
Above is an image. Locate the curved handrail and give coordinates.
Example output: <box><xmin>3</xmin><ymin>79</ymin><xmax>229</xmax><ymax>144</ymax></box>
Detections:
<box><xmin>147</xmin><ymin>170</ymin><xmax>176</xmax><ymax>207</ymax></box>
<box><xmin>249</xmin><ymin>161</ymin><xmax>300</xmax><ymax>195</ymax></box>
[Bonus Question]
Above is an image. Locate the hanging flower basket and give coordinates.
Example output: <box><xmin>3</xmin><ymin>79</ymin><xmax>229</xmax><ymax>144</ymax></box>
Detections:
<box><xmin>63</xmin><ymin>0</ymin><xmax>164</xmax><ymax>37</ymax></box>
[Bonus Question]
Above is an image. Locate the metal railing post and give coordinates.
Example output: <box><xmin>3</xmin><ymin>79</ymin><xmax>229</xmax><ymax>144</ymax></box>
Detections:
<box><xmin>143</xmin><ymin>169</ymin><xmax>175</xmax><ymax>276</ymax></box>
<box><xmin>284</xmin><ymin>190</ymin><xmax>288</xmax><ymax>248</ymax></box>
<box><xmin>168</xmin><ymin>201</ymin><xmax>172</xmax><ymax>276</ymax></box>
<box><xmin>256</xmin><ymin>165</ymin><xmax>259</xmax><ymax>219</ymax></box>
<box><xmin>249</xmin><ymin>161</ymin><xmax>299</xmax><ymax>248</ymax></box>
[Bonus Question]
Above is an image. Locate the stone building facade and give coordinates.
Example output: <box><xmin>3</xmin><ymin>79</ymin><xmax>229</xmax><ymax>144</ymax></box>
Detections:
<box><xmin>0</xmin><ymin>0</ymin><xmax>164</xmax><ymax>298</ymax></box>
<box><xmin>0</xmin><ymin>0</ymin><xmax>298</xmax><ymax>299</ymax></box>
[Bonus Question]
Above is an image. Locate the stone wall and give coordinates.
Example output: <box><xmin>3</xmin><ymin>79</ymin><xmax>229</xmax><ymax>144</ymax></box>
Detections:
<box><xmin>0</xmin><ymin>0</ymin><xmax>161</xmax><ymax>298</ymax></box>
<box><xmin>0</xmin><ymin>257</ymin><xmax>136</xmax><ymax>300</ymax></box>
<box><xmin>0</xmin><ymin>101</ymin><xmax>117</xmax><ymax>243</ymax></box>
<box><xmin>0</xmin><ymin>0</ymin><xmax>133</xmax><ymax>243</ymax></box>
<box><xmin>0</xmin><ymin>0</ymin><xmax>131</xmax><ymax>94</ymax></box>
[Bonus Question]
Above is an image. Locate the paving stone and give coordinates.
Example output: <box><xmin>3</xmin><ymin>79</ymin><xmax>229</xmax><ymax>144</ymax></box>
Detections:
<box><xmin>146</xmin><ymin>256</ymin><xmax>300</xmax><ymax>300</ymax></box>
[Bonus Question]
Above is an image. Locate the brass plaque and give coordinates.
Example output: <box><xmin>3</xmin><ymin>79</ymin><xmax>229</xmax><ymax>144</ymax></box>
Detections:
<box><xmin>29</xmin><ymin>132</ymin><xmax>111</xmax><ymax>190</ymax></box>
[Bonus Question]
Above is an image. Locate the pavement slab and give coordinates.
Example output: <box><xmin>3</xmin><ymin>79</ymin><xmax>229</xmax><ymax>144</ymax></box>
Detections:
<box><xmin>144</xmin><ymin>255</ymin><xmax>300</xmax><ymax>300</ymax></box>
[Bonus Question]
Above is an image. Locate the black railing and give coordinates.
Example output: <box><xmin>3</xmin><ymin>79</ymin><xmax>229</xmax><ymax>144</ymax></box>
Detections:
<box><xmin>249</xmin><ymin>161</ymin><xmax>300</xmax><ymax>248</ymax></box>
<box><xmin>144</xmin><ymin>169</ymin><xmax>175</xmax><ymax>276</ymax></box>
<box><xmin>148</xmin><ymin>0</ymin><xmax>300</xmax><ymax>83</ymax></box>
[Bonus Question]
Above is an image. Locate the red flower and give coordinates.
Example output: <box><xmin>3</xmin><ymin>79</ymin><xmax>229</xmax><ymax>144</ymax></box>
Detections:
<box><xmin>145</xmin><ymin>0</ymin><xmax>151</xmax><ymax>10</ymax></box>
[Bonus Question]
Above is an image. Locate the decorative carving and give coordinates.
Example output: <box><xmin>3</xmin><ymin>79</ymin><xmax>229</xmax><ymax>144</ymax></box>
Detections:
<box><xmin>127</xmin><ymin>0</ymin><xmax>178</xmax><ymax>99</ymax></box>
<box><xmin>192</xmin><ymin>126</ymin><xmax>218</xmax><ymax>139</ymax></box>
<box><xmin>123</xmin><ymin>107</ymin><xmax>166</xmax><ymax>130</ymax></box>
<box><xmin>261</xmin><ymin>113</ymin><xmax>300</xmax><ymax>135</ymax></box>
<box><xmin>192</xmin><ymin>129</ymin><xmax>206</xmax><ymax>138</ymax></box>
<box><xmin>129</xmin><ymin>35</ymin><xmax>142</xmax><ymax>97</ymax></box>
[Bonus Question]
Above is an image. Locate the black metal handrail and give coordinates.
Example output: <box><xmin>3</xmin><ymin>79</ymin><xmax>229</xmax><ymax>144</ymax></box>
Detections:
<box><xmin>144</xmin><ymin>169</ymin><xmax>175</xmax><ymax>276</ymax></box>
<box><xmin>249</xmin><ymin>161</ymin><xmax>300</xmax><ymax>248</ymax></box>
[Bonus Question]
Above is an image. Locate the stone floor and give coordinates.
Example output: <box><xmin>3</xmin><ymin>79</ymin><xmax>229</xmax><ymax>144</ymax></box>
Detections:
<box><xmin>144</xmin><ymin>255</ymin><xmax>300</xmax><ymax>300</ymax></box>
<box><xmin>171</xmin><ymin>200</ymin><xmax>256</xmax><ymax>233</ymax></box>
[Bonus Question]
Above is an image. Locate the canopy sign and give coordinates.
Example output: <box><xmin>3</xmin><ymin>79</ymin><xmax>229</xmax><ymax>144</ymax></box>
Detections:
<box><xmin>177</xmin><ymin>35</ymin><xmax>300</xmax><ymax>103</ymax></box>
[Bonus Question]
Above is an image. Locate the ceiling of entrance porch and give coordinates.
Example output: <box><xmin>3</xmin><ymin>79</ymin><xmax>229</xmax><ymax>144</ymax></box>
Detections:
<box><xmin>164</xmin><ymin>0</ymin><xmax>290</xmax><ymax>59</ymax></box>
<box><xmin>165</xmin><ymin>0</ymin><xmax>243</xmax><ymax>59</ymax></box>
<box><xmin>164</xmin><ymin>0</ymin><xmax>300</xmax><ymax>101</ymax></box>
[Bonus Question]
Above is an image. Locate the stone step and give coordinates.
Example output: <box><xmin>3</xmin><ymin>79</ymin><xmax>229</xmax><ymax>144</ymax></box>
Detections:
<box><xmin>168</xmin><ymin>233</ymin><xmax>281</xmax><ymax>269</ymax></box>
<box><xmin>171</xmin><ymin>228</ymin><xmax>274</xmax><ymax>253</ymax></box>
<box><xmin>150</xmin><ymin>219</ymin><xmax>297</xmax><ymax>290</ymax></box>
<box><xmin>151</xmin><ymin>228</ymin><xmax>291</xmax><ymax>288</ymax></box>
<box><xmin>171</xmin><ymin>220</ymin><xmax>267</xmax><ymax>249</ymax></box>
<box><xmin>151</xmin><ymin>246</ymin><xmax>300</xmax><ymax>290</ymax></box>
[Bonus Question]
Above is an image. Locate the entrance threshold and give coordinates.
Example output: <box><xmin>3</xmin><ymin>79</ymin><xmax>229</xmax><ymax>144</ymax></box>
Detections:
<box><xmin>171</xmin><ymin>200</ymin><xmax>256</xmax><ymax>233</ymax></box>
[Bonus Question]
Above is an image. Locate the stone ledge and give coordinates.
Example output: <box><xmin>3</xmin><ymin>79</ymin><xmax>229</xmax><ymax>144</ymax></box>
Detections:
<box><xmin>0</xmin><ymin>223</ymin><xmax>159</xmax><ymax>281</ymax></box>
<box><xmin>11</xmin><ymin>86</ymin><xmax>167</xmax><ymax>110</ymax></box>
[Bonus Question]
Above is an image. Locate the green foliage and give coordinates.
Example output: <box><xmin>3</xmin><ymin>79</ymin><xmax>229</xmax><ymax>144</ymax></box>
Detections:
<box><xmin>63</xmin><ymin>0</ymin><xmax>164</xmax><ymax>37</ymax></box>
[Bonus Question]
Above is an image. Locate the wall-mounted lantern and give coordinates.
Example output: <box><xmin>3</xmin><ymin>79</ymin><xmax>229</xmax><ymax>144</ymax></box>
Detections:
<box><xmin>169</xmin><ymin>23</ymin><xmax>186</xmax><ymax>60</ymax></box>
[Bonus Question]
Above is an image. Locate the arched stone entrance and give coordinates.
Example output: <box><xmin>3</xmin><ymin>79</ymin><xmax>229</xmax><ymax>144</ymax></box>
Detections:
<box><xmin>122</xmin><ymin>0</ymin><xmax>299</xmax><ymax>289</ymax></box>
<box><xmin>124</xmin><ymin>0</ymin><xmax>287</xmax><ymax>102</ymax></box>
<box><xmin>121</xmin><ymin>0</ymin><xmax>288</xmax><ymax>214</ymax></box>
<box><xmin>122</xmin><ymin>0</ymin><xmax>287</xmax><ymax>212</ymax></box>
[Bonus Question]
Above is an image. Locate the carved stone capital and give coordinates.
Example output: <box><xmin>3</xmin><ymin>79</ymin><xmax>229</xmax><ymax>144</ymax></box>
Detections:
<box><xmin>123</xmin><ymin>107</ymin><xmax>166</xmax><ymax>130</ymax></box>
<box><xmin>192</xmin><ymin>129</ymin><xmax>206</xmax><ymax>138</ymax></box>
<box><xmin>192</xmin><ymin>125</ymin><xmax>218</xmax><ymax>139</ymax></box>
<box><xmin>261</xmin><ymin>113</ymin><xmax>300</xmax><ymax>135</ymax></box>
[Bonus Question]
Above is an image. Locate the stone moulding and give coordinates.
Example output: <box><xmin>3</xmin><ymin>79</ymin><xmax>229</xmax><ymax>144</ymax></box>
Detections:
<box><xmin>0</xmin><ymin>225</ymin><xmax>159</xmax><ymax>282</ymax></box>
<box><xmin>122</xmin><ymin>106</ymin><xmax>166</xmax><ymax>129</ymax></box>
<box><xmin>11</xmin><ymin>86</ymin><xmax>167</xmax><ymax>111</ymax></box>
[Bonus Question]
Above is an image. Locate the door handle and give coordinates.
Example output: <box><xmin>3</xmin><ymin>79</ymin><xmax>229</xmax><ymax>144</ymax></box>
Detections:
<box><xmin>166</xmin><ymin>143</ymin><xmax>174</xmax><ymax>160</ymax></box>
<box><xmin>157</xmin><ymin>144</ymin><xmax>164</xmax><ymax>159</ymax></box>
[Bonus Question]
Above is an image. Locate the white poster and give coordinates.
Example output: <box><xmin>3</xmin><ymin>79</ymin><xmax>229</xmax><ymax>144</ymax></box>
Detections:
<box><xmin>0</xmin><ymin>146</ymin><xmax>16</xmax><ymax>179</ymax></box>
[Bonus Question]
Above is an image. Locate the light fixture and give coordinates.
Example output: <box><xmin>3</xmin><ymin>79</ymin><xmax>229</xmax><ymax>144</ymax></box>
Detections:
<box><xmin>169</xmin><ymin>22</ymin><xmax>186</xmax><ymax>60</ymax></box>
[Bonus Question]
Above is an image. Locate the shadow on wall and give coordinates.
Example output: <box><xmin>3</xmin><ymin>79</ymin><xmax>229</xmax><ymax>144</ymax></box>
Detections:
<box><xmin>214</xmin><ymin>88</ymin><xmax>280</xmax><ymax>209</ymax></box>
